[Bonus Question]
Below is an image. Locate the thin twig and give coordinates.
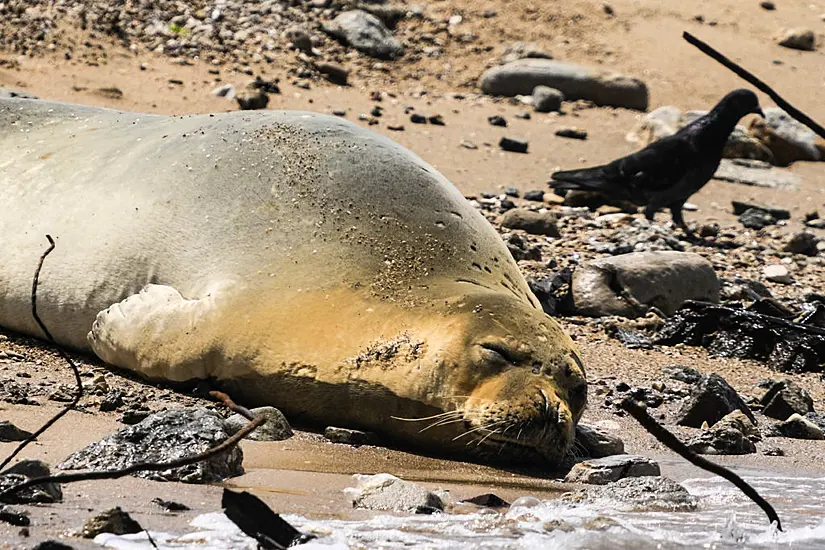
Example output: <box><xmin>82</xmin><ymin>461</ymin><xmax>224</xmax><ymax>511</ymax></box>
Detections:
<box><xmin>0</xmin><ymin>235</ymin><xmax>84</xmax><ymax>472</ymax></box>
<box><xmin>0</xmin><ymin>236</ymin><xmax>265</xmax><ymax>501</ymax></box>
<box><xmin>620</xmin><ymin>398</ymin><xmax>782</xmax><ymax>531</ymax></box>
<box><xmin>683</xmin><ymin>31</ymin><xmax>825</xmax><ymax>140</ymax></box>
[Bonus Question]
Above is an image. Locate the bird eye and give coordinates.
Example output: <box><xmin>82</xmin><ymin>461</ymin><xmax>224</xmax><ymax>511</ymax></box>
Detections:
<box><xmin>479</xmin><ymin>342</ymin><xmax>522</xmax><ymax>364</ymax></box>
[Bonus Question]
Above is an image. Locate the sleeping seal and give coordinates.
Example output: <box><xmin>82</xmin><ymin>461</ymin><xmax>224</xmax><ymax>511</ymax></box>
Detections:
<box><xmin>0</xmin><ymin>98</ymin><xmax>586</xmax><ymax>465</ymax></box>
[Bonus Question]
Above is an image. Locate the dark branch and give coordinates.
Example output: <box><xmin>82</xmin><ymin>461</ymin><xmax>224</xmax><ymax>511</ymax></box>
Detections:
<box><xmin>620</xmin><ymin>398</ymin><xmax>782</xmax><ymax>531</ymax></box>
<box><xmin>0</xmin><ymin>235</ymin><xmax>84</xmax><ymax>472</ymax></box>
<box><xmin>683</xmin><ymin>31</ymin><xmax>825</xmax><ymax>140</ymax></box>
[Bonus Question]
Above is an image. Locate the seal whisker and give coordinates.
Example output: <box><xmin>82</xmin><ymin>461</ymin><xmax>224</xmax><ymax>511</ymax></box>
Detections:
<box><xmin>474</xmin><ymin>428</ymin><xmax>502</xmax><ymax>447</ymax></box>
<box><xmin>391</xmin><ymin>411</ymin><xmax>460</xmax><ymax>422</ymax></box>
<box><xmin>453</xmin><ymin>420</ymin><xmax>507</xmax><ymax>441</ymax></box>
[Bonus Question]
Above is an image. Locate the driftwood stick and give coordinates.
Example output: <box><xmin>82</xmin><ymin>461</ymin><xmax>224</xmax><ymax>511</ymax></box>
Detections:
<box><xmin>0</xmin><ymin>235</ymin><xmax>85</xmax><ymax>472</ymax></box>
<box><xmin>620</xmin><ymin>398</ymin><xmax>782</xmax><ymax>531</ymax></box>
<box><xmin>683</xmin><ymin>31</ymin><xmax>825</xmax><ymax>140</ymax></box>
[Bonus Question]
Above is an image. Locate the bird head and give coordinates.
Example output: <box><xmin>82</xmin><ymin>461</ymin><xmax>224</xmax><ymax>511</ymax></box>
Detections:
<box><xmin>721</xmin><ymin>89</ymin><xmax>764</xmax><ymax>118</ymax></box>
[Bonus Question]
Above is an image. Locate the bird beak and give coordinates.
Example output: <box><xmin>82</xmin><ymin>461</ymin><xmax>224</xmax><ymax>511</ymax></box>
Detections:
<box><xmin>754</xmin><ymin>107</ymin><xmax>765</xmax><ymax>118</ymax></box>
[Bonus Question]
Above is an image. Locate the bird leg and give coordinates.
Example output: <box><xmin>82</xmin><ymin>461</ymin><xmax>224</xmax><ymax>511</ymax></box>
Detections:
<box><xmin>643</xmin><ymin>205</ymin><xmax>657</xmax><ymax>221</ymax></box>
<box><xmin>669</xmin><ymin>203</ymin><xmax>698</xmax><ymax>240</ymax></box>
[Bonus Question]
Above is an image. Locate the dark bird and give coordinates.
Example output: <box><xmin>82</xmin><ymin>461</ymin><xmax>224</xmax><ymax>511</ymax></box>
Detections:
<box><xmin>549</xmin><ymin>89</ymin><xmax>764</xmax><ymax>235</ymax></box>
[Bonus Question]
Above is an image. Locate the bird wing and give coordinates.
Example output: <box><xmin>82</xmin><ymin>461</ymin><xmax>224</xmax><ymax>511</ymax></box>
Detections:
<box><xmin>550</xmin><ymin>132</ymin><xmax>700</xmax><ymax>204</ymax></box>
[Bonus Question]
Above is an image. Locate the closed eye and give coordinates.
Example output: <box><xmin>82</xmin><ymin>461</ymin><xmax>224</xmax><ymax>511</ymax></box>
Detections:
<box><xmin>479</xmin><ymin>342</ymin><xmax>523</xmax><ymax>364</ymax></box>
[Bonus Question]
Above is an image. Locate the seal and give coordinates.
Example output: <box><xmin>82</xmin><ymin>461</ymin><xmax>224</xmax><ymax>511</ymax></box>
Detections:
<box><xmin>0</xmin><ymin>98</ymin><xmax>586</xmax><ymax>465</ymax></box>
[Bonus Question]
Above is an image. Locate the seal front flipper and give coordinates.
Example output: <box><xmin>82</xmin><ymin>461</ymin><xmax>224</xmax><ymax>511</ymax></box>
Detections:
<box><xmin>88</xmin><ymin>284</ymin><xmax>222</xmax><ymax>382</ymax></box>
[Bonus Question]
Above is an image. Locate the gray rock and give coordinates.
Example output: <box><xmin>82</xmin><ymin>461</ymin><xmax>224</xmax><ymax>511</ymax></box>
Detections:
<box><xmin>59</xmin><ymin>407</ymin><xmax>243</xmax><ymax>483</ymax></box>
<box><xmin>556</xmin><ymin>127</ymin><xmax>588</xmax><ymax>140</ymax></box>
<box><xmin>750</xmin><ymin>108</ymin><xmax>824</xmax><ymax>165</ymax></box>
<box><xmin>500</xmin><ymin>41</ymin><xmax>553</xmax><ymax>64</ymax></box>
<box><xmin>316</xmin><ymin>62</ymin><xmax>349</xmax><ymax>86</ymax></box>
<box><xmin>533</xmin><ymin>86</ymin><xmax>564</xmax><ymax>113</ymax></box>
<box><xmin>771</xmin><ymin>413</ymin><xmax>825</xmax><ymax>440</ymax></box>
<box><xmin>235</xmin><ymin>92</ymin><xmax>269</xmax><ymax>111</ymax></box>
<box><xmin>763</xmin><ymin>264</ymin><xmax>792</xmax><ymax>284</ymax></box>
<box><xmin>347</xmin><ymin>473</ymin><xmax>444</xmax><ymax>512</ymax></box>
<box><xmin>523</xmin><ymin>189</ymin><xmax>545</xmax><ymax>202</ymax></box>
<box><xmin>675</xmin><ymin>373</ymin><xmax>756</xmax><ymax>428</ymax></box>
<box><xmin>739</xmin><ymin>207</ymin><xmax>777</xmax><ymax>229</ymax></box>
<box><xmin>784</xmin><ymin>232</ymin><xmax>819</xmax><ymax>256</ymax></box>
<box><xmin>225</xmin><ymin>406</ymin><xmax>293</xmax><ymax>442</ymax></box>
<box><xmin>687</xmin><ymin>427</ymin><xmax>756</xmax><ymax>455</ymax></box>
<box><xmin>82</xmin><ymin>507</ymin><xmax>142</xmax><ymax>539</ymax></box>
<box><xmin>575</xmin><ymin>424</ymin><xmax>625</xmax><ymax>458</ymax></box>
<box><xmin>324</xmin><ymin>426</ymin><xmax>377</xmax><ymax>446</ymax></box>
<box><xmin>562</xmin><ymin>476</ymin><xmax>697</xmax><ymax>511</ymax></box>
<box><xmin>488</xmin><ymin>115</ymin><xmax>507</xmax><ymax>127</ymax></box>
<box><xmin>285</xmin><ymin>26</ymin><xmax>314</xmax><ymax>55</ymax></box>
<box><xmin>731</xmin><ymin>200</ymin><xmax>791</xmax><ymax>219</ymax></box>
<box><xmin>500</xmin><ymin>209</ymin><xmax>560</xmax><ymax>237</ymax></box>
<box><xmin>776</xmin><ymin>28</ymin><xmax>816</xmax><ymax>51</ymax></box>
<box><xmin>761</xmin><ymin>380</ymin><xmax>814</xmax><ymax>420</ymax></box>
<box><xmin>564</xmin><ymin>455</ymin><xmax>660</xmax><ymax>485</ymax></box>
<box><xmin>323</xmin><ymin>10</ymin><xmax>404</xmax><ymax>60</ymax></box>
<box><xmin>0</xmin><ymin>460</ymin><xmax>62</xmax><ymax>504</ymax></box>
<box><xmin>662</xmin><ymin>365</ymin><xmax>703</xmax><ymax>384</ymax></box>
<box><xmin>0</xmin><ymin>421</ymin><xmax>32</xmax><ymax>442</ymax></box>
<box><xmin>571</xmin><ymin>251</ymin><xmax>719</xmax><ymax>318</ymax></box>
<box><xmin>480</xmin><ymin>59</ymin><xmax>648</xmax><ymax>111</ymax></box>
<box><xmin>714</xmin><ymin>159</ymin><xmax>801</xmax><ymax>189</ymax></box>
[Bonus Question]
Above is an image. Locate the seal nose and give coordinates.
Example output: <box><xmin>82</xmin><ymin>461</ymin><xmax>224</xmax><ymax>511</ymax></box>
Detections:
<box><xmin>539</xmin><ymin>388</ymin><xmax>559</xmax><ymax>424</ymax></box>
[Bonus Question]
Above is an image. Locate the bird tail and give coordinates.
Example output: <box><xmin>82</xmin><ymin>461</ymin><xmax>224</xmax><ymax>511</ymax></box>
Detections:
<box><xmin>549</xmin><ymin>166</ymin><xmax>609</xmax><ymax>192</ymax></box>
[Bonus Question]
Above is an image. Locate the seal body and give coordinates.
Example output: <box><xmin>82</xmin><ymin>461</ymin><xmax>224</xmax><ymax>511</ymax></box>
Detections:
<box><xmin>0</xmin><ymin>99</ymin><xmax>586</xmax><ymax>465</ymax></box>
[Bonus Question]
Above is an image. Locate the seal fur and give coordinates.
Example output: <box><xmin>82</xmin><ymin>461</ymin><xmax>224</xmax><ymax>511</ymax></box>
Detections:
<box><xmin>0</xmin><ymin>98</ymin><xmax>586</xmax><ymax>465</ymax></box>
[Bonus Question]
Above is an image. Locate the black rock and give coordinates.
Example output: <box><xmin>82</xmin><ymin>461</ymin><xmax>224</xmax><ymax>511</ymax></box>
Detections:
<box><xmin>784</xmin><ymin>232</ymin><xmax>819</xmax><ymax>256</ymax></box>
<box><xmin>0</xmin><ymin>460</ymin><xmax>62</xmax><ymax>504</ymax></box>
<box><xmin>461</xmin><ymin>493</ymin><xmax>510</xmax><ymax>507</ymax></box>
<box><xmin>523</xmin><ymin>189</ymin><xmax>545</xmax><ymax>201</ymax></box>
<box><xmin>675</xmin><ymin>373</ymin><xmax>755</xmax><ymax>428</ymax></box>
<box><xmin>222</xmin><ymin>489</ymin><xmax>316</xmax><ymax>548</ymax></box>
<box><xmin>527</xmin><ymin>268</ymin><xmax>574</xmax><ymax>316</ymax></box>
<box><xmin>662</xmin><ymin>365</ymin><xmax>703</xmax><ymax>384</ymax></box>
<box><xmin>488</xmin><ymin>115</ymin><xmax>507</xmax><ymax>127</ymax></box>
<box><xmin>555</xmin><ymin>127</ymin><xmax>588</xmax><ymax>140</ymax></box>
<box><xmin>410</xmin><ymin>113</ymin><xmax>427</xmax><ymax>124</ymax></box>
<box><xmin>316</xmin><ymin>62</ymin><xmax>349</xmax><ymax>85</ymax></box>
<box><xmin>151</xmin><ymin>497</ymin><xmax>190</xmax><ymax>512</ymax></box>
<box><xmin>0</xmin><ymin>506</ymin><xmax>29</xmax><ymax>526</ymax></box>
<box><xmin>428</xmin><ymin>114</ymin><xmax>445</xmax><ymax>126</ymax></box>
<box><xmin>370</xmin><ymin>106</ymin><xmax>383</xmax><ymax>117</ymax></box>
<box><xmin>99</xmin><ymin>390</ymin><xmax>124</xmax><ymax>412</ymax></box>
<box><xmin>504</xmin><ymin>187</ymin><xmax>520</xmax><ymax>197</ymax></box>
<box><xmin>500</xmin><ymin>198</ymin><xmax>516</xmax><ymax>211</ymax></box>
<box><xmin>499</xmin><ymin>137</ymin><xmax>529</xmax><ymax>153</ymax></box>
<box><xmin>609</xmin><ymin>327</ymin><xmax>653</xmax><ymax>350</ymax></box>
<box><xmin>761</xmin><ymin>380</ymin><xmax>814</xmax><ymax>420</ymax></box>
<box><xmin>324</xmin><ymin>426</ymin><xmax>377</xmax><ymax>446</ymax></box>
<box><xmin>732</xmin><ymin>200</ymin><xmax>790</xmax><ymax>219</ymax></box>
<box><xmin>514</xmin><ymin>111</ymin><xmax>531</xmax><ymax>120</ymax></box>
<box><xmin>0</xmin><ymin>421</ymin><xmax>32</xmax><ymax>442</ymax></box>
<box><xmin>32</xmin><ymin>542</ymin><xmax>74</xmax><ymax>550</ymax></box>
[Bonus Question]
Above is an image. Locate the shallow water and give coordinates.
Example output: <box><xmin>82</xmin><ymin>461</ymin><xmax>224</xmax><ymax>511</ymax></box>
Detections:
<box><xmin>97</xmin><ymin>475</ymin><xmax>825</xmax><ymax>550</ymax></box>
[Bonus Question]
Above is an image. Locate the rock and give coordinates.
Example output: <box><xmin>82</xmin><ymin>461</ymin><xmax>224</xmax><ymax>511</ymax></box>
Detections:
<box><xmin>515</xmin><ymin>111</ymin><xmax>532</xmax><ymax>120</ymax></box>
<box><xmin>151</xmin><ymin>498</ymin><xmax>190</xmax><ymax>512</ymax></box>
<box><xmin>0</xmin><ymin>461</ymin><xmax>62</xmax><ymax>504</ymax></box>
<box><xmin>346</xmin><ymin>474</ymin><xmax>444</xmax><ymax>512</ymax></box>
<box><xmin>316</xmin><ymin>62</ymin><xmax>349</xmax><ymax>85</ymax></box>
<box><xmin>324</xmin><ymin>426</ymin><xmax>376</xmax><ymax>446</ymax></box>
<box><xmin>771</xmin><ymin>413</ymin><xmax>825</xmax><ymax>440</ymax></box>
<box><xmin>763</xmin><ymin>447</ymin><xmax>784</xmax><ymax>456</ymax></box>
<box><xmin>763</xmin><ymin>264</ymin><xmax>792</xmax><ymax>284</ymax></box>
<box><xmin>0</xmin><ymin>505</ymin><xmax>29</xmax><ymax>526</ymax></box>
<box><xmin>225</xmin><ymin>406</ymin><xmax>293</xmax><ymax>442</ymax></box>
<box><xmin>410</xmin><ymin>113</ymin><xmax>427</xmax><ymax>124</ymax></box>
<box><xmin>784</xmin><ymin>232</ymin><xmax>819</xmax><ymax>256</ymax></box>
<box><xmin>480</xmin><ymin>59</ymin><xmax>648</xmax><ymax>111</ymax></box>
<box><xmin>687</xmin><ymin>427</ymin><xmax>756</xmax><ymax>455</ymax></box>
<box><xmin>286</xmin><ymin>26</ymin><xmax>314</xmax><ymax>55</ymax></box>
<box><xmin>555</xmin><ymin>127</ymin><xmax>587</xmax><ymax>140</ymax></box>
<box><xmin>0</xmin><ymin>421</ymin><xmax>32</xmax><ymax>442</ymax></box>
<box><xmin>776</xmin><ymin>28</ymin><xmax>816</xmax><ymax>51</ymax></box>
<box><xmin>500</xmin><ymin>42</ymin><xmax>553</xmax><ymax>64</ymax></box>
<box><xmin>461</xmin><ymin>493</ymin><xmax>509</xmax><ymax>507</ymax></box>
<box><xmin>532</xmin><ymin>86</ymin><xmax>564</xmax><ymax>113</ymax></box>
<box><xmin>211</xmin><ymin>84</ymin><xmax>236</xmax><ymax>99</ymax></box>
<box><xmin>571</xmin><ymin>251</ymin><xmax>719</xmax><ymax>318</ymax></box>
<box><xmin>59</xmin><ymin>407</ymin><xmax>243</xmax><ymax>483</ymax></box>
<box><xmin>387</xmin><ymin>124</ymin><xmax>404</xmax><ymax>131</ymax></box>
<box><xmin>32</xmin><ymin>542</ymin><xmax>74</xmax><ymax>550</ymax></box>
<box><xmin>488</xmin><ymin>115</ymin><xmax>507</xmax><ymax>127</ymax></box>
<box><xmin>460</xmin><ymin>140</ymin><xmax>477</xmax><ymax>149</ymax></box>
<box><xmin>235</xmin><ymin>92</ymin><xmax>269</xmax><ymax>110</ymax></box>
<box><xmin>0</xmin><ymin>87</ymin><xmax>38</xmax><ymax>100</ymax></box>
<box><xmin>731</xmin><ymin>200</ymin><xmax>790</xmax><ymax>219</ymax></box>
<box><xmin>562</xmin><ymin>476</ymin><xmax>697</xmax><ymax>512</ymax></box>
<box><xmin>760</xmin><ymin>1</ymin><xmax>776</xmax><ymax>10</ymax></box>
<box><xmin>99</xmin><ymin>390</ymin><xmax>124</xmax><ymax>412</ymax></box>
<box><xmin>82</xmin><ymin>507</ymin><xmax>142</xmax><ymax>539</ymax></box>
<box><xmin>575</xmin><ymin>424</ymin><xmax>625</xmax><ymax>458</ymax></box>
<box><xmin>428</xmin><ymin>114</ymin><xmax>445</xmax><ymax>126</ymax></box>
<box><xmin>714</xmin><ymin>159</ymin><xmax>801</xmax><ymax>189</ymax></box>
<box><xmin>675</xmin><ymin>373</ymin><xmax>756</xmax><ymax>428</ymax></box>
<box><xmin>760</xmin><ymin>380</ymin><xmax>814</xmax><ymax>420</ymax></box>
<box><xmin>739</xmin><ymin>207</ymin><xmax>777</xmax><ymax>229</ymax></box>
<box><xmin>716</xmin><ymin>409</ymin><xmax>761</xmax><ymax>440</ymax></box>
<box><xmin>749</xmin><ymin>109</ymin><xmax>825</xmax><ymax>165</ymax></box>
<box><xmin>499</xmin><ymin>137</ymin><xmax>529</xmax><ymax>153</ymax></box>
<box><xmin>523</xmin><ymin>190</ymin><xmax>545</xmax><ymax>202</ymax></box>
<box><xmin>662</xmin><ymin>365</ymin><xmax>703</xmax><ymax>384</ymax></box>
<box><xmin>564</xmin><ymin>455</ymin><xmax>660</xmax><ymax>485</ymax></box>
<box><xmin>323</xmin><ymin>10</ymin><xmax>404</xmax><ymax>60</ymax></box>
<box><xmin>500</xmin><ymin>209</ymin><xmax>560</xmax><ymax>237</ymax></box>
